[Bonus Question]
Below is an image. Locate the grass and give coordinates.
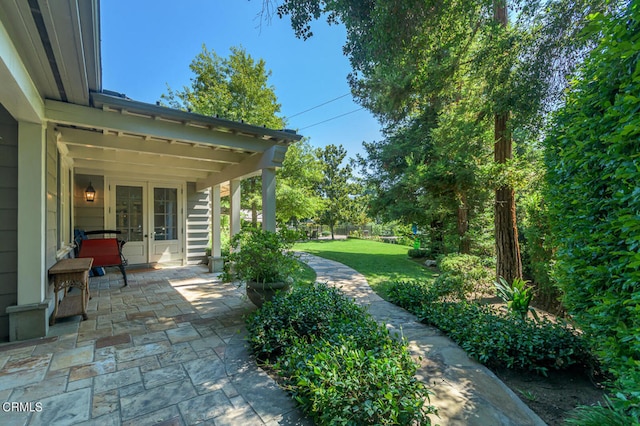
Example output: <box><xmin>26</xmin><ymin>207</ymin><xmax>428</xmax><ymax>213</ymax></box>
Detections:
<box><xmin>294</xmin><ymin>238</ymin><xmax>435</xmax><ymax>298</ymax></box>
<box><xmin>293</xmin><ymin>259</ymin><xmax>317</xmax><ymax>286</ymax></box>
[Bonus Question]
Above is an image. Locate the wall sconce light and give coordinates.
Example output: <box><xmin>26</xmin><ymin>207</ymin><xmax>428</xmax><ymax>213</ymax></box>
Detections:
<box><xmin>85</xmin><ymin>182</ymin><xmax>96</xmax><ymax>202</ymax></box>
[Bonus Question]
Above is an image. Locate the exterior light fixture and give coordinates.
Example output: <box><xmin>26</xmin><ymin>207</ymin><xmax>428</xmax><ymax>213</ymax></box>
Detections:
<box><xmin>85</xmin><ymin>182</ymin><xmax>96</xmax><ymax>202</ymax></box>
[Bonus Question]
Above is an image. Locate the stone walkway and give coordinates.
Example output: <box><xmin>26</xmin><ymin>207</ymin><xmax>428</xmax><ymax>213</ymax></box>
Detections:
<box><xmin>299</xmin><ymin>253</ymin><xmax>546</xmax><ymax>426</ymax></box>
<box><xmin>0</xmin><ymin>256</ymin><xmax>546</xmax><ymax>425</ymax></box>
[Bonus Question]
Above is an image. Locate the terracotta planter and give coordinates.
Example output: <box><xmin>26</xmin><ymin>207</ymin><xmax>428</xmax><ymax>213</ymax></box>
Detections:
<box><xmin>246</xmin><ymin>280</ymin><xmax>291</xmax><ymax>307</ymax></box>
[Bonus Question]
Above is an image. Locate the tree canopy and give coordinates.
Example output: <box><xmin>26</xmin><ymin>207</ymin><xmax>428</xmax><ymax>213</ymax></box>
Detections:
<box><xmin>162</xmin><ymin>45</ymin><xmax>284</xmax><ymax>129</ymax></box>
<box><xmin>270</xmin><ymin>0</ymin><xmax>612</xmax><ymax>282</ymax></box>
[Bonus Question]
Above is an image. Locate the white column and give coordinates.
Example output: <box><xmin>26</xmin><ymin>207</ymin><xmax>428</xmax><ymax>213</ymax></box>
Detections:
<box><xmin>211</xmin><ymin>185</ymin><xmax>221</xmax><ymax>258</ymax></box>
<box><xmin>261</xmin><ymin>168</ymin><xmax>276</xmax><ymax>232</ymax></box>
<box><xmin>229</xmin><ymin>179</ymin><xmax>241</xmax><ymax>238</ymax></box>
<box><xmin>17</xmin><ymin>122</ymin><xmax>46</xmax><ymax>305</ymax></box>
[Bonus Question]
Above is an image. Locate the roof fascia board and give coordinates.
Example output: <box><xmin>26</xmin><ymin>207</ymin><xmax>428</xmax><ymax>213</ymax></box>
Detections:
<box><xmin>0</xmin><ymin>16</ymin><xmax>45</xmax><ymax>122</ymax></box>
<box><xmin>46</xmin><ymin>99</ymin><xmax>280</xmax><ymax>152</ymax></box>
<box><xmin>91</xmin><ymin>92</ymin><xmax>303</xmax><ymax>143</ymax></box>
<box><xmin>40</xmin><ymin>0</ymin><xmax>89</xmax><ymax>104</ymax></box>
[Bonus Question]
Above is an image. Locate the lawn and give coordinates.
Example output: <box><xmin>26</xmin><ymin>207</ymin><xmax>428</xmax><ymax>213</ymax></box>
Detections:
<box><xmin>294</xmin><ymin>238</ymin><xmax>435</xmax><ymax>298</ymax></box>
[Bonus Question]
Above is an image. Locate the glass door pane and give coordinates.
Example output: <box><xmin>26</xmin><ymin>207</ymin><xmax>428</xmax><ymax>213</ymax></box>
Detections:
<box><xmin>153</xmin><ymin>187</ymin><xmax>178</xmax><ymax>241</ymax></box>
<box><xmin>116</xmin><ymin>185</ymin><xmax>144</xmax><ymax>242</ymax></box>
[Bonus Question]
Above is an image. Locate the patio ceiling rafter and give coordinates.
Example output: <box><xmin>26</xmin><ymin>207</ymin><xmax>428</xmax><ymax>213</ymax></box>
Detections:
<box><xmin>64</xmin><ymin>145</ymin><xmax>224</xmax><ymax>173</ymax></box>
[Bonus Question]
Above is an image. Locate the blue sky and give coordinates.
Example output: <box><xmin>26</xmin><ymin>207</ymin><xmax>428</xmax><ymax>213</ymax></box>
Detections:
<box><xmin>100</xmin><ymin>0</ymin><xmax>382</xmax><ymax>161</ymax></box>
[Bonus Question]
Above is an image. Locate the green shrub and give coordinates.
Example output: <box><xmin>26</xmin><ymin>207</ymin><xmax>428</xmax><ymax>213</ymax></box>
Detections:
<box><xmin>407</xmin><ymin>248</ymin><xmax>429</xmax><ymax>258</ymax></box>
<box><xmin>544</xmin><ymin>5</ymin><xmax>640</xmax><ymax>420</ymax></box>
<box><xmin>387</xmin><ymin>280</ymin><xmax>436</xmax><ymax>311</ymax></box>
<box><xmin>246</xmin><ymin>283</ymin><xmax>436</xmax><ymax>424</ymax></box>
<box><xmin>418</xmin><ymin>301</ymin><xmax>593</xmax><ymax>375</ymax></box>
<box><xmin>433</xmin><ymin>254</ymin><xmax>493</xmax><ymax>299</ymax></box>
<box><xmin>388</xmin><ymin>280</ymin><xmax>594</xmax><ymax>375</ymax></box>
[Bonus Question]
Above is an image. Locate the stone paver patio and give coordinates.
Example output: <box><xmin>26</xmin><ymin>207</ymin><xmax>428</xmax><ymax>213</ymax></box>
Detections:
<box><xmin>0</xmin><ymin>266</ymin><xmax>308</xmax><ymax>426</ymax></box>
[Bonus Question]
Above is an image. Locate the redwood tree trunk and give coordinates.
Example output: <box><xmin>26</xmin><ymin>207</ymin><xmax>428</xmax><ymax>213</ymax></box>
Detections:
<box><xmin>493</xmin><ymin>0</ymin><xmax>522</xmax><ymax>283</ymax></box>
<box><xmin>494</xmin><ymin>113</ymin><xmax>522</xmax><ymax>283</ymax></box>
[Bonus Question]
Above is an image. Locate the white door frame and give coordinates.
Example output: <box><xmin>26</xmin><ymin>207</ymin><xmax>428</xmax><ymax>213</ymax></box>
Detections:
<box><xmin>148</xmin><ymin>182</ymin><xmax>184</xmax><ymax>265</ymax></box>
<box><xmin>106</xmin><ymin>178</ymin><xmax>186</xmax><ymax>265</ymax></box>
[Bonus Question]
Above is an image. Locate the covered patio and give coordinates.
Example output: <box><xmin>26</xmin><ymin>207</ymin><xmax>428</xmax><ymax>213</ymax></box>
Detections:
<box><xmin>0</xmin><ymin>0</ymin><xmax>301</xmax><ymax>341</ymax></box>
<box><xmin>0</xmin><ymin>265</ymin><xmax>308</xmax><ymax>425</ymax></box>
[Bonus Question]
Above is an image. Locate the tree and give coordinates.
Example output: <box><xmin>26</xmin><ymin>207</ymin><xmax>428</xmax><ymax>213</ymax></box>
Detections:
<box><xmin>268</xmin><ymin>0</ymin><xmax>612</xmax><ymax>282</ymax></box>
<box><xmin>317</xmin><ymin>144</ymin><xmax>354</xmax><ymax>240</ymax></box>
<box><xmin>162</xmin><ymin>45</ymin><xmax>284</xmax><ymax>128</ymax></box>
<box><xmin>276</xmin><ymin>139</ymin><xmax>324</xmax><ymax>224</ymax></box>
<box><xmin>162</xmin><ymin>45</ymin><xmax>286</xmax><ymax>226</ymax></box>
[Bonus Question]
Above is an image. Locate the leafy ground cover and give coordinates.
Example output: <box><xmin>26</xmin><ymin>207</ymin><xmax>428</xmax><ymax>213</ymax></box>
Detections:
<box><xmin>246</xmin><ymin>283</ymin><xmax>436</xmax><ymax>424</ymax></box>
<box><xmin>294</xmin><ymin>238</ymin><xmax>434</xmax><ymax>298</ymax></box>
<box><xmin>296</xmin><ymin>238</ymin><xmax>608</xmax><ymax>425</ymax></box>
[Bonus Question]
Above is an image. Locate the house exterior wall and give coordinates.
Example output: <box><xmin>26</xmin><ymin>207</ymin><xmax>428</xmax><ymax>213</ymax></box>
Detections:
<box><xmin>0</xmin><ymin>104</ymin><xmax>18</xmax><ymax>341</ymax></box>
<box><xmin>74</xmin><ymin>174</ymin><xmax>105</xmax><ymax>232</ymax></box>
<box><xmin>186</xmin><ymin>182</ymin><xmax>210</xmax><ymax>265</ymax></box>
<box><xmin>46</xmin><ymin>128</ymin><xmax>58</xmax><ymax>265</ymax></box>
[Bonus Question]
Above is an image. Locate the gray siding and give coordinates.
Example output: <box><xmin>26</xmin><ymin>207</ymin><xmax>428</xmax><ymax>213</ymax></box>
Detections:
<box><xmin>0</xmin><ymin>104</ymin><xmax>18</xmax><ymax>341</ymax></box>
<box><xmin>74</xmin><ymin>174</ymin><xmax>104</xmax><ymax>232</ymax></box>
<box><xmin>46</xmin><ymin>127</ymin><xmax>58</xmax><ymax>266</ymax></box>
<box><xmin>186</xmin><ymin>183</ymin><xmax>210</xmax><ymax>265</ymax></box>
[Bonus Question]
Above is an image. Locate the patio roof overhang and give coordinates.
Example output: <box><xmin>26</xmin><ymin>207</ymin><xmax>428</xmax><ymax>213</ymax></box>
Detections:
<box><xmin>49</xmin><ymin>92</ymin><xmax>302</xmax><ymax>192</ymax></box>
<box><xmin>0</xmin><ymin>0</ymin><xmax>101</xmax><ymax>122</ymax></box>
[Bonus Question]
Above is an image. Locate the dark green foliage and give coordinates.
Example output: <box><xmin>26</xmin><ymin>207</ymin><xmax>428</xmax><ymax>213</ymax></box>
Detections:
<box><xmin>433</xmin><ymin>254</ymin><xmax>494</xmax><ymax>300</ymax></box>
<box><xmin>519</xmin><ymin>192</ymin><xmax>561</xmax><ymax>309</ymax></box>
<box><xmin>544</xmin><ymin>4</ymin><xmax>640</xmax><ymax>421</ymax></box>
<box><xmin>388</xmin><ymin>281</ymin><xmax>593</xmax><ymax>375</ymax></box>
<box><xmin>407</xmin><ymin>248</ymin><xmax>429</xmax><ymax>259</ymax></box>
<box><xmin>246</xmin><ymin>283</ymin><xmax>436</xmax><ymax>424</ymax></box>
<box><xmin>387</xmin><ymin>280</ymin><xmax>435</xmax><ymax>312</ymax></box>
<box><xmin>418</xmin><ymin>302</ymin><xmax>593</xmax><ymax>375</ymax></box>
<box><xmin>221</xmin><ymin>228</ymin><xmax>300</xmax><ymax>284</ymax></box>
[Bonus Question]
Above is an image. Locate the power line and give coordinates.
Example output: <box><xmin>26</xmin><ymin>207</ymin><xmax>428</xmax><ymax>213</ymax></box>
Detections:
<box><xmin>288</xmin><ymin>93</ymin><xmax>351</xmax><ymax>118</ymax></box>
<box><xmin>299</xmin><ymin>108</ymin><xmax>365</xmax><ymax>130</ymax></box>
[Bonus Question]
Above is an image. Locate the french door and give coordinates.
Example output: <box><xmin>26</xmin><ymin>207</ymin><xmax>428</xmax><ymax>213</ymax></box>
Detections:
<box><xmin>109</xmin><ymin>180</ymin><xmax>183</xmax><ymax>265</ymax></box>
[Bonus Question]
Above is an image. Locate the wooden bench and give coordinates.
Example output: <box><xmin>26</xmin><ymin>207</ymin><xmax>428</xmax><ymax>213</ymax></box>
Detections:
<box><xmin>49</xmin><ymin>258</ymin><xmax>93</xmax><ymax>325</ymax></box>
<box><xmin>77</xmin><ymin>230</ymin><xmax>128</xmax><ymax>286</ymax></box>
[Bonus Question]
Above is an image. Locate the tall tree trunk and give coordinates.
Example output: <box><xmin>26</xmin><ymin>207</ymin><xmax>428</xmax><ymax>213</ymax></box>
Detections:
<box><xmin>493</xmin><ymin>0</ymin><xmax>522</xmax><ymax>283</ymax></box>
<box><xmin>457</xmin><ymin>192</ymin><xmax>470</xmax><ymax>254</ymax></box>
<box><xmin>494</xmin><ymin>113</ymin><xmax>522</xmax><ymax>283</ymax></box>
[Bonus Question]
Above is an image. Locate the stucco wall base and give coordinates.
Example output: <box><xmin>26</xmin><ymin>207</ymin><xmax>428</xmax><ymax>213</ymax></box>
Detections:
<box><xmin>6</xmin><ymin>300</ymin><xmax>50</xmax><ymax>341</ymax></box>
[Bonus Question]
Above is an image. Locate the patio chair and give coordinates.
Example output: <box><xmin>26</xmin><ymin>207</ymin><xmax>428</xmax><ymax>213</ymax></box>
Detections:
<box><xmin>76</xmin><ymin>230</ymin><xmax>129</xmax><ymax>286</ymax></box>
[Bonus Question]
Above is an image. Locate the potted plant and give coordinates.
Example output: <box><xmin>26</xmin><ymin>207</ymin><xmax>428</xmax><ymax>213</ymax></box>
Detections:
<box><xmin>221</xmin><ymin>227</ymin><xmax>301</xmax><ymax>307</ymax></box>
